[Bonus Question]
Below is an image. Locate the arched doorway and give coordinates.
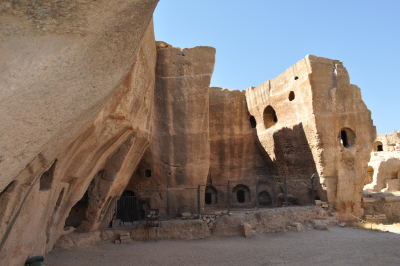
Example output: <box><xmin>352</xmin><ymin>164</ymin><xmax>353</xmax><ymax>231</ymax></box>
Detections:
<box><xmin>374</xmin><ymin>141</ymin><xmax>384</xmax><ymax>152</ymax></box>
<box><xmin>258</xmin><ymin>191</ymin><xmax>272</xmax><ymax>207</ymax></box>
<box><xmin>232</xmin><ymin>185</ymin><xmax>251</xmax><ymax>204</ymax></box>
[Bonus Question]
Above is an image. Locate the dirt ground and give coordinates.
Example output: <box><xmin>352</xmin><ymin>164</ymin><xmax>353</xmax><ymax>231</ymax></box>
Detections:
<box><xmin>45</xmin><ymin>225</ymin><xmax>400</xmax><ymax>266</ymax></box>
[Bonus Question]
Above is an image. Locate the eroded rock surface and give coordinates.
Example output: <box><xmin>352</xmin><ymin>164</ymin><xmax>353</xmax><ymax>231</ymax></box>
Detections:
<box><xmin>0</xmin><ymin>11</ymin><xmax>158</xmax><ymax>264</ymax></box>
<box><xmin>245</xmin><ymin>55</ymin><xmax>376</xmax><ymax>218</ymax></box>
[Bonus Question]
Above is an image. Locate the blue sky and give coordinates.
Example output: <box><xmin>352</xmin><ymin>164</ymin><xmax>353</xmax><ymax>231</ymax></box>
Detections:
<box><xmin>154</xmin><ymin>0</ymin><xmax>399</xmax><ymax>135</ymax></box>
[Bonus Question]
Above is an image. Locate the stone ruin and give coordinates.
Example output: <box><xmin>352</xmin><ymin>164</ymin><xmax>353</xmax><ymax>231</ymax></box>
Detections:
<box><xmin>0</xmin><ymin>0</ymin><xmax>378</xmax><ymax>264</ymax></box>
<box><xmin>362</xmin><ymin>132</ymin><xmax>400</xmax><ymax>222</ymax></box>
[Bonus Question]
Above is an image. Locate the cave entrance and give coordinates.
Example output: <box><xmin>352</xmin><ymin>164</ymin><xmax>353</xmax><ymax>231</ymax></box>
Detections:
<box><xmin>378</xmin><ymin>145</ymin><xmax>383</xmax><ymax>151</ymax></box>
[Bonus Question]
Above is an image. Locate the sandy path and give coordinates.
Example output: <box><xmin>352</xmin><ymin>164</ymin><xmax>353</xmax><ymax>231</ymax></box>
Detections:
<box><xmin>45</xmin><ymin>226</ymin><xmax>400</xmax><ymax>266</ymax></box>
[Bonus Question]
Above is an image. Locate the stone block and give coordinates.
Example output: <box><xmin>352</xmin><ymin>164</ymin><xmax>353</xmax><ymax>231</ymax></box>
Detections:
<box><xmin>339</xmin><ymin>223</ymin><xmax>346</xmax><ymax>228</ymax></box>
<box><xmin>114</xmin><ymin>240</ymin><xmax>121</xmax><ymax>244</ymax></box>
<box><xmin>363</xmin><ymin>197</ymin><xmax>377</xmax><ymax>203</ymax></box>
<box><xmin>291</xmin><ymin>222</ymin><xmax>304</xmax><ymax>232</ymax></box>
<box><xmin>240</xmin><ymin>223</ymin><xmax>253</xmax><ymax>238</ymax></box>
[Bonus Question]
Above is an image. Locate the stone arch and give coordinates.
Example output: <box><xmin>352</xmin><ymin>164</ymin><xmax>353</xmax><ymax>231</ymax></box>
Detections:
<box><xmin>232</xmin><ymin>184</ymin><xmax>251</xmax><ymax>203</ymax></box>
<box><xmin>373</xmin><ymin>141</ymin><xmax>384</xmax><ymax>152</ymax></box>
<box><xmin>263</xmin><ymin>105</ymin><xmax>278</xmax><ymax>129</ymax></box>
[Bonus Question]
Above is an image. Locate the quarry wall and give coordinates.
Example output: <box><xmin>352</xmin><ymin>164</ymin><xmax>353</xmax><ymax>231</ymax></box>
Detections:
<box><xmin>0</xmin><ymin>3</ymin><xmax>378</xmax><ymax>264</ymax></box>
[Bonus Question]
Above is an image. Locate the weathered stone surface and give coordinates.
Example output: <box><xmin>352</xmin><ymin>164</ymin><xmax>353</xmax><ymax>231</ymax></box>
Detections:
<box><xmin>212</xmin><ymin>206</ymin><xmax>323</xmax><ymax>236</ymax></box>
<box><xmin>365</xmin><ymin>153</ymin><xmax>400</xmax><ymax>192</ymax></box>
<box><xmin>314</xmin><ymin>223</ymin><xmax>328</xmax><ymax>230</ymax></box>
<box><xmin>126</xmin><ymin>44</ymin><xmax>216</xmax><ymax>219</ymax></box>
<box><xmin>0</xmin><ymin>0</ymin><xmax>159</xmax><ymax>193</ymax></box>
<box><xmin>208</xmin><ymin>87</ymin><xmax>269</xmax><ymax>209</ymax></box>
<box><xmin>0</xmin><ymin>14</ymin><xmax>157</xmax><ymax>265</ymax></box>
<box><xmin>131</xmin><ymin>220</ymin><xmax>210</xmax><ymax>241</ymax></box>
<box><xmin>245</xmin><ymin>55</ymin><xmax>375</xmax><ymax>218</ymax></box>
<box><xmin>240</xmin><ymin>223</ymin><xmax>253</xmax><ymax>237</ymax></box>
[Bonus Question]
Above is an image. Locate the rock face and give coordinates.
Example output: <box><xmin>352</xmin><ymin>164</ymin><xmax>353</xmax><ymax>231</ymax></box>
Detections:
<box><xmin>0</xmin><ymin>0</ymin><xmax>159</xmax><ymax>192</ymax></box>
<box><xmin>0</xmin><ymin>9</ymin><xmax>158</xmax><ymax>264</ymax></box>
<box><xmin>0</xmin><ymin>9</ymin><xmax>377</xmax><ymax>263</ymax></box>
<box><xmin>208</xmin><ymin>87</ymin><xmax>270</xmax><ymax>210</ymax></box>
<box><xmin>126</xmin><ymin>44</ymin><xmax>216</xmax><ymax>218</ymax></box>
<box><xmin>245</xmin><ymin>55</ymin><xmax>376</xmax><ymax>218</ymax></box>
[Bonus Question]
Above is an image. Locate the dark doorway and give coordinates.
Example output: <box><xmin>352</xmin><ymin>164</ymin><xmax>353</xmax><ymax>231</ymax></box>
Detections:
<box><xmin>205</xmin><ymin>193</ymin><xmax>212</xmax><ymax>205</ymax></box>
<box><xmin>237</xmin><ymin>190</ymin><xmax>245</xmax><ymax>203</ymax></box>
<box><xmin>115</xmin><ymin>191</ymin><xmax>141</xmax><ymax>222</ymax></box>
<box><xmin>145</xmin><ymin>169</ymin><xmax>151</xmax><ymax>178</ymax></box>
<box><xmin>250</xmin><ymin>116</ymin><xmax>257</xmax><ymax>128</ymax></box>
<box><xmin>377</xmin><ymin>145</ymin><xmax>383</xmax><ymax>151</ymax></box>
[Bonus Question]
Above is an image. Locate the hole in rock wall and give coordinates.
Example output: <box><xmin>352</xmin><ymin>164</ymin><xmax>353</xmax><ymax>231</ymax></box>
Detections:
<box><xmin>232</xmin><ymin>185</ymin><xmax>251</xmax><ymax>204</ymax></box>
<box><xmin>258</xmin><ymin>191</ymin><xmax>272</xmax><ymax>206</ymax></box>
<box><xmin>289</xmin><ymin>91</ymin><xmax>295</xmax><ymax>101</ymax></box>
<box><xmin>205</xmin><ymin>186</ymin><xmax>218</xmax><ymax>205</ymax></box>
<box><xmin>145</xmin><ymin>169</ymin><xmax>151</xmax><ymax>178</ymax></box>
<box><xmin>340</xmin><ymin>128</ymin><xmax>355</xmax><ymax>148</ymax></box>
<box><xmin>263</xmin><ymin>106</ymin><xmax>278</xmax><ymax>129</ymax></box>
<box><xmin>250</xmin><ymin>116</ymin><xmax>257</xmax><ymax>128</ymax></box>
<box><xmin>378</xmin><ymin>145</ymin><xmax>383</xmax><ymax>151</ymax></box>
<box><xmin>40</xmin><ymin>160</ymin><xmax>57</xmax><ymax>190</ymax></box>
<box><xmin>294</xmin><ymin>76</ymin><xmax>299</xmax><ymax>80</ymax></box>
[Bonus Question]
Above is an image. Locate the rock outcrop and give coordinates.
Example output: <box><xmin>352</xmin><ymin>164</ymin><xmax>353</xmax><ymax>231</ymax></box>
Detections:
<box><xmin>0</xmin><ymin>2</ymin><xmax>158</xmax><ymax>263</ymax></box>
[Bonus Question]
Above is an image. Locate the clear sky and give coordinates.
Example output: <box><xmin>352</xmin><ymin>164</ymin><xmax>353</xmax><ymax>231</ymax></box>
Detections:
<box><xmin>154</xmin><ymin>0</ymin><xmax>399</xmax><ymax>135</ymax></box>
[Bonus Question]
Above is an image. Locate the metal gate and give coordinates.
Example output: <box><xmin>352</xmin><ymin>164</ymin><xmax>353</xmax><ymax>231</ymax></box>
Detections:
<box><xmin>114</xmin><ymin>195</ymin><xmax>140</xmax><ymax>226</ymax></box>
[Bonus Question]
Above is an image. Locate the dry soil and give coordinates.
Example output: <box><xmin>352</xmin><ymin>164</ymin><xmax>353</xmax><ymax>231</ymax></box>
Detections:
<box><xmin>45</xmin><ymin>226</ymin><xmax>400</xmax><ymax>266</ymax></box>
